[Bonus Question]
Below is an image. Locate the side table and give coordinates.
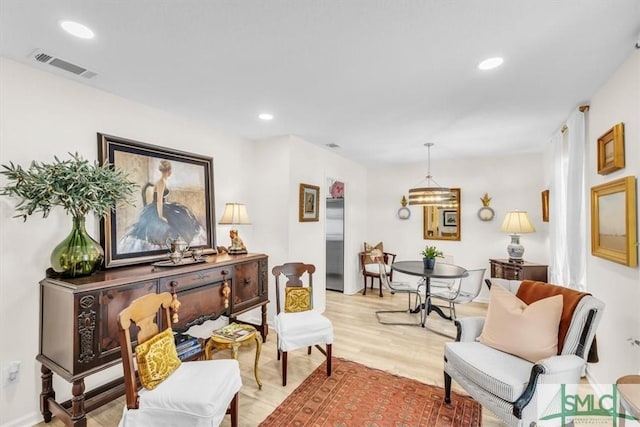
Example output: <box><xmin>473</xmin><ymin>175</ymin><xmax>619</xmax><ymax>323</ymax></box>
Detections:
<box><xmin>617</xmin><ymin>375</ymin><xmax>640</xmax><ymax>426</ymax></box>
<box><xmin>205</xmin><ymin>323</ymin><xmax>263</xmax><ymax>389</ymax></box>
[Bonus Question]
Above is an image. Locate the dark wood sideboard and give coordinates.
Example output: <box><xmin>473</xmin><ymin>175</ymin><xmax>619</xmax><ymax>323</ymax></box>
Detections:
<box><xmin>37</xmin><ymin>253</ymin><xmax>268</xmax><ymax>427</ymax></box>
<box><xmin>489</xmin><ymin>258</ymin><xmax>548</xmax><ymax>282</ymax></box>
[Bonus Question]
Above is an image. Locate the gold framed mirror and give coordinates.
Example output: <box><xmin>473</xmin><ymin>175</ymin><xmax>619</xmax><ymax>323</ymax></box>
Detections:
<box><xmin>422</xmin><ymin>188</ymin><xmax>461</xmax><ymax>241</ymax></box>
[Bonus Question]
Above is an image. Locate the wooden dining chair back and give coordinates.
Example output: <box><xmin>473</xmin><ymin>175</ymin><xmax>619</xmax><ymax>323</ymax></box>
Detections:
<box><xmin>359</xmin><ymin>250</ymin><xmax>397</xmax><ymax>297</ymax></box>
<box><xmin>272</xmin><ymin>262</ymin><xmax>333</xmax><ymax>386</ymax></box>
<box><xmin>117</xmin><ymin>292</ymin><xmax>242</xmax><ymax>427</ymax></box>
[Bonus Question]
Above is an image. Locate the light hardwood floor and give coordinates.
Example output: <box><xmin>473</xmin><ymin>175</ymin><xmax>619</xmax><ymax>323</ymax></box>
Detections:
<box><xmin>34</xmin><ymin>287</ymin><xmax>504</xmax><ymax>426</ymax></box>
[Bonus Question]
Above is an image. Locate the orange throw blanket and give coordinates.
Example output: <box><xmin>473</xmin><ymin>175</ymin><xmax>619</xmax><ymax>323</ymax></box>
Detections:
<box><xmin>516</xmin><ymin>280</ymin><xmax>597</xmax><ymax>361</ymax></box>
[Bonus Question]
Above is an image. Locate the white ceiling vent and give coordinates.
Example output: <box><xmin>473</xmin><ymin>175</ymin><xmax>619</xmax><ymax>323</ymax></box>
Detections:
<box><xmin>30</xmin><ymin>49</ymin><xmax>97</xmax><ymax>79</ymax></box>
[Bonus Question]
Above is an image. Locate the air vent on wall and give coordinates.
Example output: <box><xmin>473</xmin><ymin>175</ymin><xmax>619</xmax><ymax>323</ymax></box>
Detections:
<box><xmin>30</xmin><ymin>49</ymin><xmax>97</xmax><ymax>79</ymax></box>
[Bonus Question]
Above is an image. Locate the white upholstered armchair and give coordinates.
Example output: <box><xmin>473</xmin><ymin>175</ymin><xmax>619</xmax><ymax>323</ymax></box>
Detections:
<box><xmin>444</xmin><ymin>278</ymin><xmax>604</xmax><ymax>427</ymax></box>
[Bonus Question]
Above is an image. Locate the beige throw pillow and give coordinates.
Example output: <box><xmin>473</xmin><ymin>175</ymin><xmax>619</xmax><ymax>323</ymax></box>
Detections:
<box><xmin>479</xmin><ymin>283</ymin><xmax>563</xmax><ymax>363</ymax></box>
<box><xmin>363</xmin><ymin>242</ymin><xmax>383</xmax><ymax>264</ymax></box>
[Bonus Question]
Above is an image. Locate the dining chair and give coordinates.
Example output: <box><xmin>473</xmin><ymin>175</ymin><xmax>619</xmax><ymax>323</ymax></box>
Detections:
<box><xmin>117</xmin><ymin>292</ymin><xmax>242</xmax><ymax>427</ymax></box>
<box><xmin>359</xmin><ymin>250</ymin><xmax>397</xmax><ymax>297</ymax></box>
<box><xmin>430</xmin><ymin>268</ymin><xmax>486</xmax><ymax>320</ymax></box>
<box><xmin>272</xmin><ymin>262</ymin><xmax>333</xmax><ymax>386</ymax></box>
<box><xmin>373</xmin><ymin>252</ymin><xmax>424</xmax><ymax>326</ymax></box>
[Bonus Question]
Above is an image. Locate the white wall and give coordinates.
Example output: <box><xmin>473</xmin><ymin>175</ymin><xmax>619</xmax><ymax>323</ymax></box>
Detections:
<box><xmin>254</xmin><ymin>135</ymin><xmax>367</xmax><ymax>317</ymax></box>
<box><xmin>585</xmin><ymin>51</ymin><xmax>640</xmax><ymax>383</ymax></box>
<box><xmin>365</xmin><ymin>153</ymin><xmax>549</xmax><ymax>301</ymax></box>
<box><xmin>0</xmin><ymin>58</ymin><xmax>253</xmax><ymax>426</ymax></box>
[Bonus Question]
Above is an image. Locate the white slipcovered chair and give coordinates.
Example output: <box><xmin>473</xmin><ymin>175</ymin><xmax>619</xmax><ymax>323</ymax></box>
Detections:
<box><xmin>444</xmin><ymin>278</ymin><xmax>604</xmax><ymax>427</ymax></box>
<box><xmin>117</xmin><ymin>292</ymin><xmax>242</xmax><ymax>427</ymax></box>
<box><xmin>272</xmin><ymin>262</ymin><xmax>333</xmax><ymax>386</ymax></box>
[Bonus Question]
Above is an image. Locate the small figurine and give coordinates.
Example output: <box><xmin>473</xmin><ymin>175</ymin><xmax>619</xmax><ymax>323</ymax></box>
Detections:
<box><xmin>228</xmin><ymin>229</ymin><xmax>247</xmax><ymax>254</ymax></box>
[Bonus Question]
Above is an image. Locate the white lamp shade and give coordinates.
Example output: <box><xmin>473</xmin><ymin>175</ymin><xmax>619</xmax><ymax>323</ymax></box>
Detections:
<box><xmin>219</xmin><ymin>203</ymin><xmax>251</xmax><ymax>225</ymax></box>
<box><xmin>500</xmin><ymin>211</ymin><xmax>535</xmax><ymax>234</ymax></box>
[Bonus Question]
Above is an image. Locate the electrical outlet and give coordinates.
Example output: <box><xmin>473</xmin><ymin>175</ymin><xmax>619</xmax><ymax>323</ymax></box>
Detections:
<box><xmin>2</xmin><ymin>361</ymin><xmax>20</xmax><ymax>386</ymax></box>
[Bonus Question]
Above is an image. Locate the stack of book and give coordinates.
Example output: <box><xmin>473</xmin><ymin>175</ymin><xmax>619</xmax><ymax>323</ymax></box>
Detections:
<box><xmin>174</xmin><ymin>333</ymin><xmax>202</xmax><ymax>361</ymax></box>
<box><xmin>211</xmin><ymin>322</ymin><xmax>251</xmax><ymax>341</ymax></box>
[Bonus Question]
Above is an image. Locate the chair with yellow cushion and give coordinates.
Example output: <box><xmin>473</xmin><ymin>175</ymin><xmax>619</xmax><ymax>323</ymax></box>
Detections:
<box><xmin>117</xmin><ymin>292</ymin><xmax>242</xmax><ymax>427</ymax></box>
<box><xmin>272</xmin><ymin>262</ymin><xmax>333</xmax><ymax>386</ymax></box>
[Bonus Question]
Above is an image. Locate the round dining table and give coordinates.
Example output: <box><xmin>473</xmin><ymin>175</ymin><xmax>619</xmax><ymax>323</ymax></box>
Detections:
<box><xmin>391</xmin><ymin>261</ymin><xmax>468</xmax><ymax>327</ymax></box>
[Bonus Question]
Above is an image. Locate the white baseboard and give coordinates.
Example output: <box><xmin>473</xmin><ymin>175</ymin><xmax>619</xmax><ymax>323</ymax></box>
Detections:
<box><xmin>0</xmin><ymin>411</ymin><xmax>41</xmax><ymax>427</ymax></box>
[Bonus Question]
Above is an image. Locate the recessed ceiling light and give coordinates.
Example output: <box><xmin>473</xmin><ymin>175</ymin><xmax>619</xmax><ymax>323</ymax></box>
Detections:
<box><xmin>60</xmin><ymin>21</ymin><xmax>95</xmax><ymax>39</ymax></box>
<box><xmin>478</xmin><ymin>57</ymin><xmax>504</xmax><ymax>70</ymax></box>
<box><xmin>258</xmin><ymin>113</ymin><xmax>274</xmax><ymax>121</ymax></box>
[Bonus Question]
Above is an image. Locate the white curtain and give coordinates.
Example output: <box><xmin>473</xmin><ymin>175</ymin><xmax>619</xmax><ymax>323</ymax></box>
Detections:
<box><xmin>548</xmin><ymin>110</ymin><xmax>587</xmax><ymax>290</ymax></box>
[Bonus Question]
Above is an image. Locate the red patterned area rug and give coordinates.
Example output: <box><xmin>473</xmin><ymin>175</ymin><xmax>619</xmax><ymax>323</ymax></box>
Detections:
<box><xmin>259</xmin><ymin>357</ymin><xmax>481</xmax><ymax>427</ymax></box>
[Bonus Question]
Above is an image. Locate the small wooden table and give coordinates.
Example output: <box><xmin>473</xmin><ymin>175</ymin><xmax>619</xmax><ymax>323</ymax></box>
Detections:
<box><xmin>205</xmin><ymin>323</ymin><xmax>263</xmax><ymax>389</ymax></box>
<box><xmin>617</xmin><ymin>375</ymin><xmax>640</xmax><ymax>426</ymax></box>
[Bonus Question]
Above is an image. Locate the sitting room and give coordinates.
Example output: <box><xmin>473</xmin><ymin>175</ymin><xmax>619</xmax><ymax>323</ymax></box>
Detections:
<box><xmin>1</xmin><ymin>2</ymin><xmax>639</xmax><ymax>426</ymax></box>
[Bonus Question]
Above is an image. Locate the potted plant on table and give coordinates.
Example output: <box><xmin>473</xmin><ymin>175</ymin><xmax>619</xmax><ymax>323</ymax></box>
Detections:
<box><xmin>0</xmin><ymin>153</ymin><xmax>136</xmax><ymax>278</ymax></box>
<box><xmin>420</xmin><ymin>245</ymin><xmax>443</xmax><ymax>269</ymax></box>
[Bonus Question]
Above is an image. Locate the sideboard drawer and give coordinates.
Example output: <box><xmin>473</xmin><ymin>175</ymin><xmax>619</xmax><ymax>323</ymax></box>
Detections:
<box><xmin>489</xmin><ymin>258</ymin><xmax>548</xmax><ymax>282</ymax></box>
<box><xmin>159</xmin><ymin>267</ymin><xmax>228</xmax><ymax>292</ymax></box>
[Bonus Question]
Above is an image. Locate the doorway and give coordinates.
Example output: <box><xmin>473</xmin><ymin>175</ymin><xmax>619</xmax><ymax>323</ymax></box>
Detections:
<box><xmin>326</xmin><ymin>179</ymin><xmax>344</xmax><ymax>292</ymax></box>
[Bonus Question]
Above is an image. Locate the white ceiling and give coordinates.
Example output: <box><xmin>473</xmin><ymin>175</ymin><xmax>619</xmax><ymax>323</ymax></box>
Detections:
<box><xmin>1</xmin><ymin>1</ymin><xmax>639</xmax><ymax>165</ymax></box>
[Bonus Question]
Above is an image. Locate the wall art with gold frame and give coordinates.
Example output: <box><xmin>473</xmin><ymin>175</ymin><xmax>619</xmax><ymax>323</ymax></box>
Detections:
<box><xmin>597</xmin><ymin>123</ymin><xmax>625</xmax><ymax>175</ymax></box>
<box><xmin>541</xmin><ymin>189</ymin><xmax>549</xmax><ymax>222</ymax></box>
<box><xmin>590</xmin><ymin>176</ymin><xmax>637</xmax><ymax>267</ymax></box>
<box><xmin>299</xmin><ymin>183</ymin><xmax>320</xmax><ymax>222</ymax></box>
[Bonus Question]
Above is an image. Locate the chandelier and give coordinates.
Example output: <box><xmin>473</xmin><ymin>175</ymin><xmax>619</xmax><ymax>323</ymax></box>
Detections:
<box><xmin>408</xmin><ymin>143</ymin><xmax>457</xmax><ymax>207</ymax></box>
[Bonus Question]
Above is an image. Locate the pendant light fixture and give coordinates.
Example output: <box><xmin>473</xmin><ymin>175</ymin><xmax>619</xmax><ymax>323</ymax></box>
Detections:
<box><xmin>408</xmin><ymin>143</ymin><xmax>456</xmax><ymax>206</ymax></box>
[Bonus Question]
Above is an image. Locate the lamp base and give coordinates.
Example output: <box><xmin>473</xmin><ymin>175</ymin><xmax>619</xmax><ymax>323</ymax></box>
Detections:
<box><xmin>227</xmin><ymin>247</ymin><xmax>248</xmax><ymax>255</ymax></box>
<box><xmin>506</xmin><ymin>234</ymin><xmax>525</xmax><ymax>261</ymax></box>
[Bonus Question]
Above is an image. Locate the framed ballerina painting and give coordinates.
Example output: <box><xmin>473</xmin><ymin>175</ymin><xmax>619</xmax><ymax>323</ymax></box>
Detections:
<box><xmin>98</xmin><ymin>133</ymin><xmax>217</xmax><ymax>268</ymax></box>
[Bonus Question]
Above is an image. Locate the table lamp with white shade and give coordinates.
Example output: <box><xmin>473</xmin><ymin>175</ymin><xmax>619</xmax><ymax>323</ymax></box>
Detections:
<box><xmin>219</xmin><ymin>203</ymin><xmax>251</xmax><ymax>254</ymax></box>
<box><xmin>500</xmin><ymin>210</ymin><xmax>536</xmax><ymax>261</ymax></box>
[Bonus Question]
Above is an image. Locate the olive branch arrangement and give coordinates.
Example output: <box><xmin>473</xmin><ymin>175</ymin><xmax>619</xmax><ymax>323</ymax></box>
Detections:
<box><xmin>0</xmin><ymin>153</ymin><xmax>137</xmax><ymax>220</ymax></box>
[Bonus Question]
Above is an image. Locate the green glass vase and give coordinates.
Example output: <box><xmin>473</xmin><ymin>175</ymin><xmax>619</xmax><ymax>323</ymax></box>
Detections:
<box><xmin>50</xmin><ymin>216</ymin><xmax>104</xmax><ymax>278</ymax></box>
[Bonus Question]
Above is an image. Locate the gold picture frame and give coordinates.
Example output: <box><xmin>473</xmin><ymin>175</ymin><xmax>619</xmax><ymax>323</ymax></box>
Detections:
<box><xmin>597</xmin><ymin>123</ymin><xmax>624</xmax><ymax>175</ymax></box>
<box><xmin>541</xmin><ymin>189</ymin><xmax>549</xmax><ymax>222</ymax></box>
<box><xmin>590</xmin><ymin>176</ymin><xmax>637</xmax><ymax>267</ymax></box>
<box><xmin>423</xmin><ymin>188</ymin><xmax>461</xmax><ymax>241</ymax></box>
<box><xmin>299</xmin><ymin>183</ymin><xmax>320</xmax><ymax>222</ymax></box>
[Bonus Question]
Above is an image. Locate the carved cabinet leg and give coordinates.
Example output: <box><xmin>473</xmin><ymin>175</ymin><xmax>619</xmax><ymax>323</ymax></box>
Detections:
<box><xmin>260</xmin><ymin>304</ymin><xmax>268</xmax><ymax>342</ymax></box>
<box><xmin>70</xmin><ymin>379</ymin><xmax>87</xmax><ymax>427</ymax></box>
<box><xmin>40</xmin><ymin>365</ymin><xmax>55</xmax><ymax>422</ymax></box>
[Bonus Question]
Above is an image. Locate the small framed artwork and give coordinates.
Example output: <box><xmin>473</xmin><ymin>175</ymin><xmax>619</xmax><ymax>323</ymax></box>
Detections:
<box><xmin>443</xmin><ymin>210</ymin><xmax>457</xmax><ymax>226</ymax></box>
<box><xmin>597</xmin><ymin>123</ymin><xmax>624</xmax><ymax>175</ymax></box>
<box><xmin>590</xmin><ymin>176</ymin><xmax>637</xmax><ymax>267</ymax></box>
<box><xmin>98</xmin><ymin>133</ymin><xmax>217</xmax><ymax>268</ymax></box>
<box><xmin>541</xmin><ymin>189</ymin><xmax>549</xmax><ymax>222</ymax></box>
<box><xmin>299</xmin><ymin>183</ymin><xmax>320</xmax><ymax>222</ymax></box>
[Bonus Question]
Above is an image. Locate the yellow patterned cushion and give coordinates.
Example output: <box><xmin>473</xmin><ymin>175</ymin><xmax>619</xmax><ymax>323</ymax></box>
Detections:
<box><xmin>135</xmin><ymin>328</ymin><xmax>182</xmax><ymax>390</ymax></box>
<box><xmin>284</xmin><ymin>287</ymin><xmax>312</xmax><ymax>313</ymax></box>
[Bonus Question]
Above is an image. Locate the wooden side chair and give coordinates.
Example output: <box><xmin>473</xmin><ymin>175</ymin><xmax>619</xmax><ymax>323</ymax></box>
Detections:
<box><xmin>117</xmin><ymin>292</ymin><xmax>242</xmax><ymax>426</ymax></box>
<box><xmin>272</xmin><ymin>262</ymin><xmax>333</xmax><ymax>386</ymax></box>
<box><xmin>359</xmin><ymin>250</ymin><xmax>397</xmax><ymax>297</ymax></box>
